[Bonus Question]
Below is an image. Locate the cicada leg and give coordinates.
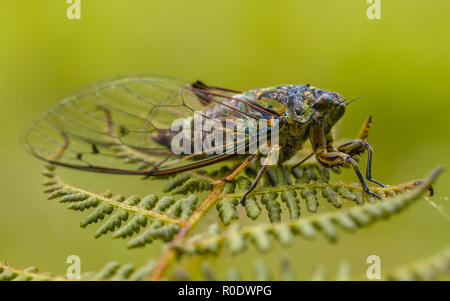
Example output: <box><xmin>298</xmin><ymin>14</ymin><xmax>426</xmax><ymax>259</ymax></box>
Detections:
<box><xmin>240</xmin><ymin>164</ymin><xmax>268</xmax><ymax>205</ymax></box>
<box><xmin>239</xmin><ymin>145</ymin><xmax>281</xmax><ymax>205</ymax></box>
<box><xmin>336</xmin><ymin>116</ymin><xmax>385</xmax><ymax>188</ymax></box>
<box><xmin>337</xmin><ymin>140</ymin><xmax>385</xmax><ymax>187</ymax></box>
<box><xmin>210</xmin><ymin>154</ymin><xmax>267</xmax><ymax>205</ymax></box>
<box><xmin>317</xmin><ymin>151</ymin><xmax>382</xmax><ymax>200</ymax></box>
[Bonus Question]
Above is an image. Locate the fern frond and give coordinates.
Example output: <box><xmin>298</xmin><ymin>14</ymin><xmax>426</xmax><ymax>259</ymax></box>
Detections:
<box><xmin>2</xmin><ymin>246</ymin><xmax>447</xmax><ymax>281</ymax></box>
<box><xmin>170</xmin><ymin>245</ymin><xmax>450</xmax><ymax>281</ymax></box>
<box><xmin>36</xmin><ymin>156</ymin><xmax>444</xmax><ymax>281</ymax></box>
<box><xmin>41</xmin><ymin>164</ymin><xmax>207</xmax><ymax>248</ymax></box>
<box><xmin>0</xmin><ymin>262</ymin><xmax>65</xmax><ymax>281</ymax></box>
<box><xmin>213</xmin><ymin>164</ymin><xmax>427</xmax><ymax>225</ymax></box>
<box><xmin>169</xmin><ymin>256</ymin><xmax>350</xmax><ymax>281</ymax></box>
<box><xmin>0</xmin><ymin>260</ymin><xmax>155</xmax><ymax>281</ymax></box>
<box><xmin>173</xmin><ymin>167</ymin><xmax>443</xmax><ymax>256</ymax></box>
<box><xmin>165</xmin><ymin>176</ymin><xmax>213</xmax><ymax>195</ymax></box>
<box><xmin>385</xmin><ymin>245</ymin><xmax>450</xmax><ymax>281</ymax></box>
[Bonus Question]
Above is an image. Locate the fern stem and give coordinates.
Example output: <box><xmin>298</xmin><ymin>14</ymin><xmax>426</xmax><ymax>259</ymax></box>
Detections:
<box><xmin>149</xmin><ymin>182</ymin><xmax>226</xmax><ymax>280</ymax></box>
<box><xmin>59</xmin><ymin>180</ymin><xmax>183</xmax><ymax>225</ymax></box>
<box><xmin>224</xmin><ymin>181</ymin><xmax>421</xmax><ymax>199</ymax></box>
<box><xmin>0</xmin><ymin>262</ymin><xmax>67</xmax><ymax>281</ymax></box>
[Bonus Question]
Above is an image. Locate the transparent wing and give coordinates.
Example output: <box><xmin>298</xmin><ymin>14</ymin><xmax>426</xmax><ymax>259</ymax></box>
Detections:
<box><xmin>24</xmin><ymin>74</ymin><xmax>275</xmax><ymax>176</ymax></box>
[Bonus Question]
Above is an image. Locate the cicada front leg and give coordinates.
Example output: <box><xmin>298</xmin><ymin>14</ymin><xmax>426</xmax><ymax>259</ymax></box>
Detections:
<box><xmin>316</xmin><ymin>151</ymin><xmax>382</xmax><ymax>200</ymax></box>
<box><xmin>336</xmin><ymin>139</ymin><xmax>385</xmax><ymax>188</ymax></box>
<box><xmin>336</xmin><ymin>116</ymin><xmax>385</xmax><ymax>188</ymax></box>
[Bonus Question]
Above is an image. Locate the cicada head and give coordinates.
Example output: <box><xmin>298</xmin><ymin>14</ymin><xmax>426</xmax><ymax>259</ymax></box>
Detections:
<box><xmin>309</xmin><ymin>88</ymin><xmax>346</xmax><ymax>125</ymax></box>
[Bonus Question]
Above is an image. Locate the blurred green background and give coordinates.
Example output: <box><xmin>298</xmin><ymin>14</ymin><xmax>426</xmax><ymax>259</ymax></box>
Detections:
<box><xmin>1</xmin><ymin>0</ymin><xmax>449</xmax><ymax>279</ymax></box>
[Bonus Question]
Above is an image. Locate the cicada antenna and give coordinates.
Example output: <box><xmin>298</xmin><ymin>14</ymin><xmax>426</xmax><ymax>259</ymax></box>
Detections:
<box><xmin>344</xmin><ymin>94</ymin><xmax>365</xmax><ymax>106</ymax></box>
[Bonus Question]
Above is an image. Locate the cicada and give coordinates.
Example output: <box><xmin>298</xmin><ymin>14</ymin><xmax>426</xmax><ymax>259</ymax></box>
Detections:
<box><xmin>24</xmin><ymin>74</ymin><xmax>385</xmax><ymax>203</ymax></box>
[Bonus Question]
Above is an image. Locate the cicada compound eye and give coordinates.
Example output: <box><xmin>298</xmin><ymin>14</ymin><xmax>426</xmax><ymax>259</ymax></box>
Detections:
<box><xmin>312</xmin><ymin>94</ymin><xmax>335</xmax><ymax>112</ymax></box>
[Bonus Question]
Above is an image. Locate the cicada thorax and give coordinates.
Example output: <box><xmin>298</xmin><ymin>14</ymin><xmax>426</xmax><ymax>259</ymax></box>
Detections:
<box><xmin>249</xmin><ymin>85</ymin><xmax>311</xmax><ymax>159</ymax></box>
<box><xmin>248</xmin><ymin>84</ymin><xmax>346</xmax><ymax>161</ymax></box>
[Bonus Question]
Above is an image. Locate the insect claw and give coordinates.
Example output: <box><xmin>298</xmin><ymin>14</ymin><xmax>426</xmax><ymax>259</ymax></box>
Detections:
<box><xmin>427</xmin><ymin>185</ymin><xmax>434</xmax><ymax>197</ymax></box>
<box><xmin>240</xmin><ymin>194</ymin><xmax>248</xmax><ymax>206</ymax></box>
<box><xmin>366</xmin><ymin>190</ymin><xmax>382</xmax><ymax>200</ymax></box>
<box><xmin>369</xmin><ymin>179</ymin><xmax>386</xmax><ymax>188</ymax></box>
